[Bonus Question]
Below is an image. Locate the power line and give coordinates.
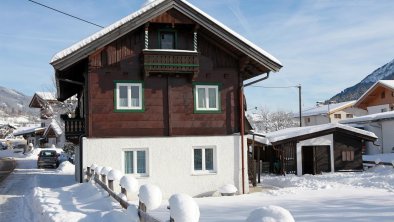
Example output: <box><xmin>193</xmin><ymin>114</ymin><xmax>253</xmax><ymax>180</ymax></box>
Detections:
<box><xmin>27</xmin><ymin>0</ymin><xmax>104</xmax><ymax>28</ymax></box>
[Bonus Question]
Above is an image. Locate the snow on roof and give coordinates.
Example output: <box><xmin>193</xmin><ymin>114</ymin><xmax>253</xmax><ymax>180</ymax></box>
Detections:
<box><xmin>300</xmin><ymin>100</ymin><xmax>356</xmax><ymax>117</ymax></box>
<box><xmin>340</xmin><ymin>110</ymin><xmax>394</xmax><ymax>124</ymax></box>
<box><xmin>13</xmin><ymin>126</ymin><xmax>44</xmax><ymax>136</ymax></box>
<box><xmin>51</xmin><ymin>0</ymin><xmax>281</xmax><ymax>67</ymax></box>
<box><xmin>249</xmin><ymin>123</ymin><xmax>377</xmax><ymax>145</ymax></box>
<box><xmin>35</xmin><ymin>92</ymin><xmax>57</xmax><ymax>101</ymax></box>
<box><xmin>44</xmin><ymin>119</ymin><xmax>63</xmax><ymax>136</ymax></box>
<box><xmin>378</xmin><ymin>80</ymin><xmax>394</xmax><ymax>89</ymax></box>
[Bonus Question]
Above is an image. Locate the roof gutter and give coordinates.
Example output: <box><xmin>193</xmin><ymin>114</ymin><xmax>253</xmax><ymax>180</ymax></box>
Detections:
<box><xmin>240</xmin><ymin>72</ymin><xmax>270</xmax><ymax>194</ymax></box>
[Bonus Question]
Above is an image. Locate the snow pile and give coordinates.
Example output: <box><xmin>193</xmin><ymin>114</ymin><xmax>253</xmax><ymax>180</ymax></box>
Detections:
<box><xmin>246</xmin><ymin>205</ymin><xmax>295</xmax><ymax>222</ymax></box>
<box><xmin>108</xmin><ymin>169</ymin><xmax>123</xmax><ymax>181</ymax></box>
<box><xmin>169</xmin><ymin>193</ymin><xmax>200</xmax><ymax>222</ymax></box>
<box><xmin>101</xmin><ymin>166</ymin><xmax>112</xmax><ymax>176</ymax></box>
<box><xmin>120</xmin><ymin>175</ymin><xmax>139</xmax><ymax>193</ymax></box>
<box><xmin>218</xmin><ymin>184</ymin><xmax>238</xmax><ymax>194</ymax></box>
<box><xmin>139</xmin><ymin>184</ymin><xmax>162</xmax><ymax>211</ymax></box>
<box><xmin>363</xmin><ymin>153</ymin><xmax>394</xmax><ymax>163</ymax></box>
<box><xmin>126</xmin><ymin>205</ymin><xmax>140</xmax><ymax>222</ymax></box>
<box><xmin>56</xmin><ymin>161</ymin><xmax>75</xmax><ymax>174</ymax></box>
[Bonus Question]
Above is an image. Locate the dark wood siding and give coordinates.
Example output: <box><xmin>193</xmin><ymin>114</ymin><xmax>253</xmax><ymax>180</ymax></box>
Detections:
<box><xmin>334</xmin><ymin>132</ymin><xmax>363</xmax><ymax>171</ymax></box>
<box><xmin>87</xmin><ymin>23</ymin><xmax>240</xmax><ymax>138</ymax></box>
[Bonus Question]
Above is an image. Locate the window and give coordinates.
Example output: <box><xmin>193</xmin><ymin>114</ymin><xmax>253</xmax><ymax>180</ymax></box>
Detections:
<box><xmin>115</xmin><ymin>81</ymin><xmax>143</xmax><ymax>112</ymax></box>
<box><xmin>124</xmin><ymin>149</ymin><xmax>148</xmax><ymax>175</ymax></box>
<box><xmin>342</xmin><ymin>150</ymin><xmax>354</xmax><ymax>161</ymax></box>
<box><xmin>160</xmin><ymin>31</ymin><xmax>176</xmax><ymax>49</ymax></box>
<box><xmin>381</xmin><ymin>91</ymin><xmax>385</xmax><ymax>99</ymax></box>
<box><xmin>346</xmin><ymin>114</ymin><xmax>353</xmax><ymax>118</ymax></box>
<box><xmin>306</xmin><ymin>117</ymin><xmax>311</xmax><ymax>123</ymax></box>
<box><xmin>193</xmin><ymin>147</ymin><xmax>216</xmax><ymax>173</ymax></box>
<box><xmin>194</xmin><ymin>84</ymin><xmax>220</xmax><ymax>113</ymax></box>
<box><xmin>334</xmin><ymin>114</ymin><xmax>341</xmax><ymax>119</ymax></box>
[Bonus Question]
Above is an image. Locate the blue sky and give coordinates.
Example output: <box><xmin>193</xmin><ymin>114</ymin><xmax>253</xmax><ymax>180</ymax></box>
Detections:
<box><xmin>1</xmin><ymin>0</ymin><xmax>394</xmax><ymax>112</ymax></box>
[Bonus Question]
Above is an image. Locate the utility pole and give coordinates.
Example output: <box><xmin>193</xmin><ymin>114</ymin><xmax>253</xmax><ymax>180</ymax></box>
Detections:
<box><xmin>298</xmin><ymin>84</ymin><xmax>302</xmax><ymax>127</ymax></box>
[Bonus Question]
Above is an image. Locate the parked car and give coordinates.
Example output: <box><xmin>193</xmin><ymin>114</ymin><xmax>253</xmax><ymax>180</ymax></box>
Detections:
<box><xmin>37</xmin><ymin>150</ymin><xmax>60</xmax><ymax>168</ymax></box>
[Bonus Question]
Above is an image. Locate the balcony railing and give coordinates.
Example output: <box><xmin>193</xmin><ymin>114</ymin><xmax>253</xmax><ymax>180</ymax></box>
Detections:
<box><xmin>142</xmin><ymin>49</ymin><xmax>199</xmax><ymax>79</ymax></box>
<box><xmin>64</xmin><ymin>118</ymin><xmax>85</xmax><ymax>139</ymax></box>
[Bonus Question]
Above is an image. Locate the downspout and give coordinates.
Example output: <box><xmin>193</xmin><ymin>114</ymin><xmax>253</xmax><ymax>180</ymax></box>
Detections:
<box><xmin>79</xmin><ymin>134</ymin><xmax>85</xmax><ymax>183</ymax></box>
<box><xmin>240</xmin><ymin>72</ymin><xmax>270</xmax><ymax>194</ymax></box>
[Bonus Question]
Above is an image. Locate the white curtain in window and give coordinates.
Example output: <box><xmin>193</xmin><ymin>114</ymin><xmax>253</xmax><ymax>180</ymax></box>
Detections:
<box><xmin>197</xmin><ymin>88</ymin><xmax>206</xmax><ymax>108</ymax></box>
<box><xmin>208</xmin><ymin>88</ymin><xmax>217</xmax><ymax>108</ymax></box>
<box><xmin>119</xmin><ymin>86</ymin><xmax>128</xmax><ymax>107</ymax></box>
<box><xmin>130</xmin><ymin>85</ymin><xmax>140</xmax><ymax>107</ymax></box>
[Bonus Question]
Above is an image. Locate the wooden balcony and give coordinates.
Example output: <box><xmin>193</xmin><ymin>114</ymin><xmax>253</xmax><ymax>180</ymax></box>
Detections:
<box><xmin>142</xmin><ymin>49</ymin><xmax>199</xmax><ymax>79</ymax></box>
<box><xmin>64</xmin><ymin>118</ymin><xmax>85</xmax><ymax>140</ymax></box>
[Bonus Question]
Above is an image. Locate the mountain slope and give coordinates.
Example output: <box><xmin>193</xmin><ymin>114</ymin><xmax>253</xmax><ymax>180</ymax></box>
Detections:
<box><xmin>330</xmin><ymin>59</ymin><xmax>394</xmax><ymax>102</ymax></box>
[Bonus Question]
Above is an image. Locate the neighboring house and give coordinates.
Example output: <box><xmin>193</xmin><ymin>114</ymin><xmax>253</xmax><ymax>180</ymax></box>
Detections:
<box><xmin>29</xmin><ymin>92</ymin><xmax>65</xmax><ymax>147</ymax></box>
<box><xmin>300</xmin><ymin>100</ymin><xmax>367</xmax><ymax>126</ymax></box>
<box><xmin>340</xmin><ymin>111</ymin><xmax>394</xmax><ymax>154</ymax></box>
<box><xmin>354</xmin><ymin>80</ymin><xmax>394</xmax><ymax>114</ymax></box>
<box><xmin>50</xmin><ymin>0</ymin><xmax>282</xmax><ymax>197</ymax></box>
<box><xmin>13</xmin><ymin>125</ymin><xmax>45</xmax><ymax>146</ymax></box>
<box><xmin>247</xmin><ymin>123</ymin><xmax>377</xmax><ymax>179</ymax></box>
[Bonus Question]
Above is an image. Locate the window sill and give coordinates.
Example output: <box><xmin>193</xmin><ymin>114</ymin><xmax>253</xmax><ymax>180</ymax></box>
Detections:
<box><xmin>194</xmin><ymin>110</ymin><xmax>222</xmax><ymax>114</ymax></box>
<box><xmin>191</xmin><ymin>171</ymin><xmax>217</xmax><ymax>176</ymax></box>
<box><xmin>125</xmin><ymin>173</ymin><xmax>149</xmax><ymax>178</ymax></box>
<box><xmin>114</xmin><ymin>109</ymin><xmax>145</xmax><ymax>113</ymax></box>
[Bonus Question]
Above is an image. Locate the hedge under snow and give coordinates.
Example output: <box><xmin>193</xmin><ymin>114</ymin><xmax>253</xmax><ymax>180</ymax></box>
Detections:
<box><xmin>139</xmin><ymin>184</ymin><xmax>162</xmax><ymax>211</ymax></box>
<box><xmin>169</xmin><ymin>193</ymin><xmax>200</xmax><ymax>222</ymax></box>
<box><xmin>246</xmin><ymin>205</ymin><xmax>295</xmax><ymax>222</ymax></box>
<box><xmin>120</xmin><ymin>175</ymin><xmax>139</xmax><ymax>193</ymax></box>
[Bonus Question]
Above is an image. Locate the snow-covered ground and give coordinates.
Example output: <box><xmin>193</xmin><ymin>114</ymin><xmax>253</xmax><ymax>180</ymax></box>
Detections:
<box><xmin>1</xmin><ymin>150</ymin><xmax>394</xmax><ymax>221</ymax></box>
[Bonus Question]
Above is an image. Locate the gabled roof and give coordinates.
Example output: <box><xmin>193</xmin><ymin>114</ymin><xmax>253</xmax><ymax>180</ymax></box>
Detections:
<box><xmin>247</xmin><ymin>123</ymin><xmax>377</xmax><ymax>146</ymax></box>
<box><xmin>300</xmin><ymin>100</ymin><xmax>356</xmax><ymax>117</ymax></box>
<box><xmin>50</xmin><ymin>0</ymin><xmax>282</xmax><ymax>72</ymax></box>
<box><xmin>354</xmin><ymin>80</ymin><xmax>394</xmax><ymax>108</ymax></box>
<box><xmin>13</xmin><ymin>126</ymin><xmax>45</xmax><ymax>137</ymax></box>
<box><xmin>29</xmin><ymin>92</ymin><xmax>57</xmax><ymax>108</ymax></box>
<box><xmin>44</xmin><ymin>120</ymin><xmax>63</xmax><ymax>137</ymax></box>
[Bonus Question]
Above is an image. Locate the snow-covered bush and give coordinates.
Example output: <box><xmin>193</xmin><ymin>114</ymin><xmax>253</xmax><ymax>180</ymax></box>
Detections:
<box><xmin>108</xmin><ymin>169</ymin><xmax>123</xmax><ymax>181</ymax></box>
<box><xmin>101</xmin><ymin>167</ymin><xmax>112</xmax><ymax>176</ymax></box>
<box><xmin>246</xmin><ymin>205</ymin><xmax>295</xmax><ymax>222</ymax></box>
<box><xmin>139</xmin><ymin>184</ymin><xmax>162</xmax><ymax>211</ymax></box>
<box><xmin>126</xmin><ymin>205</ymin><xmax>140</xmax><ymax>222</ymax></box>
<box><xmin>120</xmin><ymin>175</ymin><xmax>139</xmax><ymax>193</ymax></box>
<box><xmin>218</xmin><ymin>184</ymin><xmax>238</xmax><ymax>195</ymax></box>
<box><xmin>169</xmin><ymin>193</ymin><xmax>200</xmax><ymax>222</ymax></box>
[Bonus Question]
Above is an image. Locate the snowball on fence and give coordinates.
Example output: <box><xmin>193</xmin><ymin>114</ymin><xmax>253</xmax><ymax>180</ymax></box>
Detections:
<box><xmin>90</xmin><ymin>164</ymin><xmax>98</xmax><ymax>172</ymax></box>
<box><xmin>101</xmin><ymin>167</ymin><xmax>112</xmax><ymax>176</ymax></box>
<box><xmin>95</xmin><ymin>166</ymin><xmax>103</xmax><ymax>175</ymax></box>
<box><xmin>120</xmin><ymin>175</ymin><xmax>139</xmax><ymax>193</ymax></box>
<box><xmin>246</xmin><ymin>205</ymin><xmax>295</xmax><ymax>222</ymax></box>
<box><xmin>126</xmin><ymin>205</ymin><xmax>140</xmax><ymax>222</ymax></box>
<box><xmin>108</xmin><ymin>169</ymin><xmax>123</xmax><ymax>181</ymax></box>
<box><xmin>218</xmin><ymin>184</ymin><xmax>238</xmax><ymax>195</ymax></box>
<box><xmin>139</xmin><ymin>184</ymin><xmax>162</xmax><ymax>211</ymax></box>
<box><xmin>169</xmin><ymin>193</ymin><xmax>200</xmax><ymax>222</ymax></box>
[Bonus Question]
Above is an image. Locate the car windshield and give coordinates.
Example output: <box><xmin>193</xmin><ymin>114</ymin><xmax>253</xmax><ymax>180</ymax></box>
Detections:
<box><xmin>40</xmin><ymin>151</ymin><xmax>57</xmax><ymax>157</ymax></box>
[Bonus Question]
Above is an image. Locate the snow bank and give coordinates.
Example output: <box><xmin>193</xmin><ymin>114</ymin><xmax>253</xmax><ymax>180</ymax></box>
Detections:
<box><xmin>363</xmin><ymin>153</ymin><xmax>394</xmax><ymax>163</ymax></box>
<box><xmin>218</xmin><ymin>184</ymin><xmax>238</xmax><ymax>194</ymax></box>
<box><xmin>169</xmin><ymin>193</ymin><xmax>200</xmax><ymax>222</ymax></box>
<box><xmin>108</xmin><ymin>169</ymin><xmax>123</xmax><ymax>181</ymax></box>
<box><xmin>139</xmin><ymin>184</ymin><xmax>162</xmax><ymax>211</ymax></box>
<box><xmin>101</xmin><ymin>166</ymin><xmax>112</xmax><ymax>176</ymax></box>
<box><xmin>126</xmin><ymin>205</ymin><xmax>140</xmax><ymax>222</ymax></box>
<box><xmin>120</xmin><ymin>175</ymin><xmax>139</xmax><ymax>193</ymax></box>
<box><xmin>246</xmin><ymin>205</ymin><xmax>295</xmax><ymax>222</ymax></box>
<box><xmin>56</xmin><ymin>161</ymin><xmax>75</xmax><ymax>174</ymax></box>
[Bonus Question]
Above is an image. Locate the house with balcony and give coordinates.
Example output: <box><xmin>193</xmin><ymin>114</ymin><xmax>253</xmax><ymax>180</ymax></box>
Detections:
<box><xmin>50</xmin><ymin>0</ymin><xmax>282</xmax><ymax>197</ymax></box>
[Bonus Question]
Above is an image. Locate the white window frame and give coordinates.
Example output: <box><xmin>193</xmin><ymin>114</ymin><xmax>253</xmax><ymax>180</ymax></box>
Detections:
<box><xmin>195</xmin><ymin>85</ymin><xmax>219</xmax><ymax>111</ymax></box>
<box><xmin>192</xmin><ymin>146</ymin><xmax>217</xmax><ymax>174</ymax></box>
<box><xmin>116</xmin><ymin>82</ymin><xmax>143</xmax><ymax>111</ymax></box>
<box><xmin>123</xmin><ymin>148</ymin><xmax>149</xmax><ymax>177</ymax></box>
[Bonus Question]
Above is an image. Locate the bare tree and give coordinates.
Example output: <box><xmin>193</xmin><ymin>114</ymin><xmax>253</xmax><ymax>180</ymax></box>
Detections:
<box><xmin>247</xmin><ymin>106</ymin><xmax>299</xmax><ymax>133</ymax></box>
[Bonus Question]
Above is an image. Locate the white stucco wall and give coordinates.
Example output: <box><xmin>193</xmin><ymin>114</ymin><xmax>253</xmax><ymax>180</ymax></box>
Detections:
<box><xmin>367</xmin><ymin>104</ymin><xmax>390</xmax><ymax>114</ymax></box>
<box><xmin>296</xmin><ymin>134</ymin><xmax>334</xmax><ymax>176</ymax></box>
<box><xmin>381</xmin><ymin>120</ymin><xmax>394</xmax><ymax>153</ymax></box>
<box><xmin>81</xmin><ymin>135</ymin><xmax>248</xmax><ymax>198</ymax></box>
<box><xmin>363</xmin><ymin>124</ymin><xmax>384</xmax><ymax>155</ymax></box>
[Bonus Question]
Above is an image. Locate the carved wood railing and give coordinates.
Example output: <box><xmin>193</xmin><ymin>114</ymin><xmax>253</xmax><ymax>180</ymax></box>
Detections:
<box><xmin>64</xmin><ymin>118</ymin><xmax>85</xmax><ymax>139</ymax></box>
<box><xmin>142</xmin><ymin>49</ymin><xmax>199</xmax><ymax>79</ymax></box>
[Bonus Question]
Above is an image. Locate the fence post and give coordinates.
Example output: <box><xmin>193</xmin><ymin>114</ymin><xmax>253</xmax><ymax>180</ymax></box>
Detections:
<box><xmin>108</xmin><ymin>180</ymin><xmax>114</xmax><ymax>191</ymax></box>
<box><xmin>86</xmin><ymin>167</ymin><xmax>91</xmax><ymax>180</ymax></box>
<box><xmin>121</xmin><ymin>187</ymin><xmax>128</xmax><ymax>199</ymax></box>
<box><xmin>101</xmin><ymin>174</ymin><xmax>107</xmax><ymax>185</ymax></box>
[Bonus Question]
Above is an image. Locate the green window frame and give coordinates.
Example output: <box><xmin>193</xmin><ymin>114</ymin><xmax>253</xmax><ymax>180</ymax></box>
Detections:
<box><xmin>124</xmin><ymin>149</ymin><xmax>148</xmax><ymax>176</ymax></box>
<box><xmin>193</xmin><ymin>83</ymin><xmax>221</xmax><ymax>113</ymax></box>
<box><xmin>114</xmin><ymin>80</ymin><xmax>144</xmax><ymax>112</ymax></box>
<box><xmin>158</xmin><ymin>29</ymin><xmax>177</xmax><ymax>49</ymax></box>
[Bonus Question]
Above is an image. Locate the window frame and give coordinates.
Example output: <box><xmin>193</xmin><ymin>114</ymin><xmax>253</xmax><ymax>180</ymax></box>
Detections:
<box><xmin>193</xmin><ymin>83</ymin><xmax>221</xmax><ymax>114</ymax></box>
<box><xmin>341</xmin><ymin>150</ymin><xmax>354</xmax><ymax>162</ymax></box>
<box><xmin>123</xmin><ymin>148</ymin><xmax>149</xmax><ymax>177</ymax></box>
<box><xmin>192</xmin><ymin>146</ymin><xmax>217</xmax><ymax>174</ymax></box>
<box><xmin>334</xmin><ymin>113</ymin><xmax>342</xmax><ymax>119</ymax></box>
<box><xmin>114</xmin><ymin>80</ymin><xmax>144</xmax><ymax>112</ymax></box>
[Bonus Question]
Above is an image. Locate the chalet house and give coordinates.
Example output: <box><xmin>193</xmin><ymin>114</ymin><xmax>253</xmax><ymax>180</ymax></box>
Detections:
<box><xmin>247</xmin><ymin>123</ymin><xmax>377</xmax><ymax>182</ymax></box>
<box><xmin>340</xmin><ymin>80</ymin><xmax>394</xmax><ymax>154</ymax></box>
<box><xmin>29</xmin><ymin>92</ymin><xmax>65</xmax><ymax>147</ymax></box>
<box><xmin>300</xmin><ymin>100</ymin><xmax>367</xmax><ymax>126</ymax></box>
<box><xmin>13</xmin><ymin>125</ymin><xmax>44</xmax><ymax>147</ymax></box>
<box><xmin>50</xmin><ymin>0</ymin><xmax>282</xmax><ymax>197</ymax></box>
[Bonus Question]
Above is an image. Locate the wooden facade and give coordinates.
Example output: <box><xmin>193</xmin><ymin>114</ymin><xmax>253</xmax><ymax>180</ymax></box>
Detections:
<box><xmin>355</xmin><ymin>81</ymin><xmax>394</xmax><ymax>110</ymax></box>
<box><xmin>333</xmin><ymin>132</ymin><xmax>363</xmax><ymax>171</ymax></box>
